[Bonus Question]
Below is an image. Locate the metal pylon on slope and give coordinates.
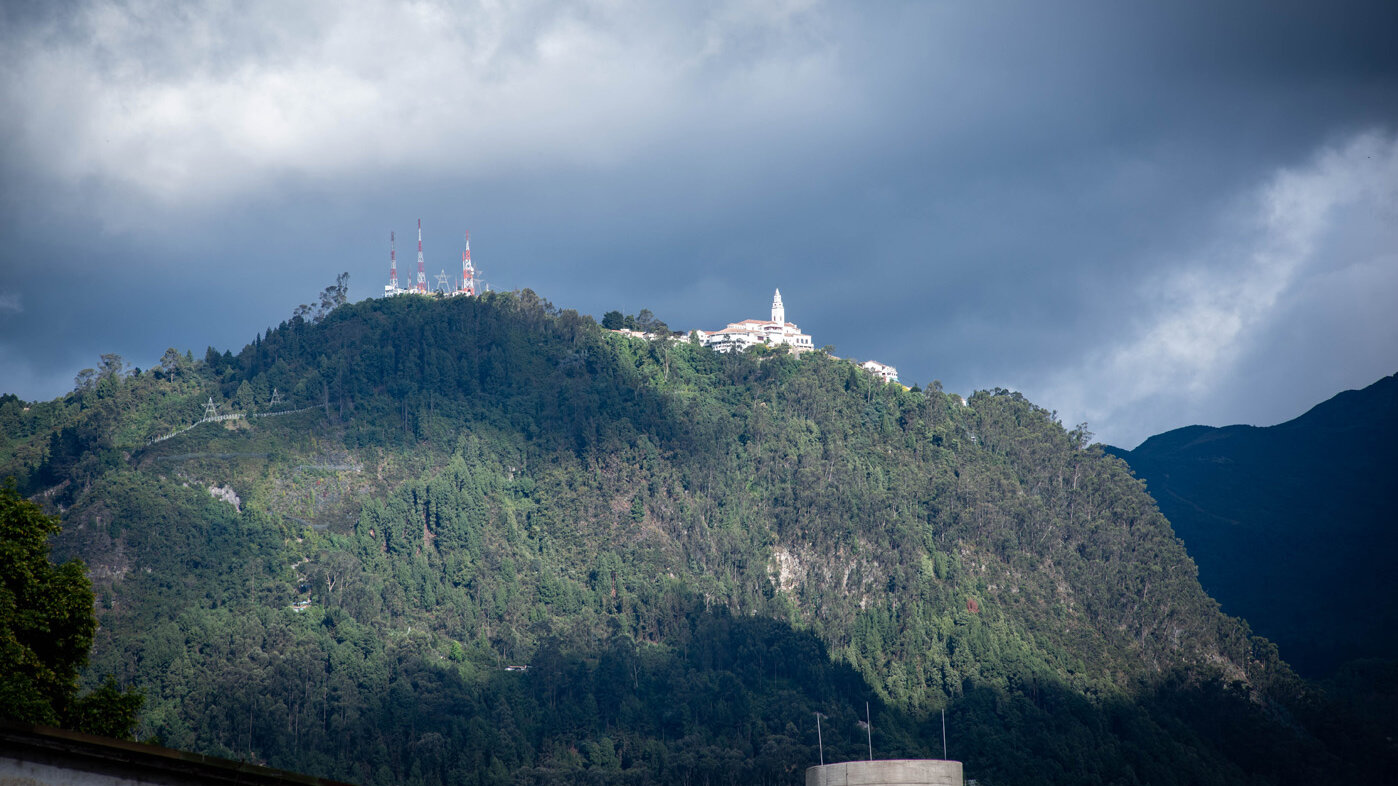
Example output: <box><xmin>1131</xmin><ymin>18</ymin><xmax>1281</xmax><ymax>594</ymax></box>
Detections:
<box><xmin>269</xmin><ymin>388</ymin><xmax>283</xmax><ymax>407</ymax></box>
<box><xmin>203</xmin><ymin>397</ymin><xmax>219</xmax><ymax>419</ymax></box>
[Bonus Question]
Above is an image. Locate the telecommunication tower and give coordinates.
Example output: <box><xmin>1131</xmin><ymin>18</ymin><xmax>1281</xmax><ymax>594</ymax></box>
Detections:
<box><xmin>416</xmin><ymin>219</ymin><xmax>428</xmax><ymax>293</ymax></box>
<box><xmin>384</xmin><ymin>231</ymin><xmax>399</xmax><ymax>296</ymax></box>
<box><xmin>460</xmin><ymin>232</ymin><xmax>476</xmax><ymax>296</ymax></box>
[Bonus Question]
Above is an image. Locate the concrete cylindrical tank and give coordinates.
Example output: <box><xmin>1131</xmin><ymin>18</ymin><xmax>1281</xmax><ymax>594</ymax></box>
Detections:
<box><xmin>806</xmin><ymin>759</ymin><xmax>963</xmax><ymax>786</ymax></box>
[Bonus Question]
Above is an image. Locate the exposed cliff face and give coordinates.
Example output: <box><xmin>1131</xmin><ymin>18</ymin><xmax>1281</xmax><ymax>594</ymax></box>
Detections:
<box><xmin>1</xmin><ymin>292</ymin><xmax>1368</xmax><ymax>785</ymax></box>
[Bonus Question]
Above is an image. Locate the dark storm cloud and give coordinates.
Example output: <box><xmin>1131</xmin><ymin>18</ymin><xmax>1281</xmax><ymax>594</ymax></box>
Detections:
<box><xmin>2</xmin><ymin>0</ymin><xmax>1396</xmax><ymax>446</ymax></box>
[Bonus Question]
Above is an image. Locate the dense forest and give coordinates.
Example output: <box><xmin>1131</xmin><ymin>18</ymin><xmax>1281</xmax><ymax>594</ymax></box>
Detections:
<box><xmin>1106</xmin><ymin>373</ymin><xmax>1398</xmax><ymax>677</ymax></box>
<box><xmin>2</xmin><ymin>290</ymin><xmax>1393</xmax><ymax>785</ymax></box>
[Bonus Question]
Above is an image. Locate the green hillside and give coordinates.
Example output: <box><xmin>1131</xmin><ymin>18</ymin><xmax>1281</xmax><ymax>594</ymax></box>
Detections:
<box><xmin>1106</xmin><ymin>373</ymin><xmax>1398</xmax><ymax>677</ymax></box>
<box><xmin>2</xmin><ymin>291</ymin><xmax>1390</xmax><ymax>785</ymax></box>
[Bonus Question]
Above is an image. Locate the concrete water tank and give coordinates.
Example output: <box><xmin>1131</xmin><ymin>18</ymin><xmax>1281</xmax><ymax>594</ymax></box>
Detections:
<box><xmin>806</xmin><ymin>759</ymin><xmax>963</xmax><ymax>786</ymax></box>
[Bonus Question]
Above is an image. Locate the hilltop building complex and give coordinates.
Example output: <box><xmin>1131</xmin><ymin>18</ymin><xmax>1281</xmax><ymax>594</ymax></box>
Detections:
<box><xmin>687</xmin><ymin>288</ymin><xmax>899</xmax><ymax>383</ymax></box>
<box><xmin>698</xmin><ymin>289</ymin><xmax>814</xmax><ymax>353</ymax></box>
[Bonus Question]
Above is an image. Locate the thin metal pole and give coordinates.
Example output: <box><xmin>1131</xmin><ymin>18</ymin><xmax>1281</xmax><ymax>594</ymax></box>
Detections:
<box><xmin>816</xmin><ymin>713</ymin><xmax>824</xmax><ymax>765</ymax></box>
<box><xmin>942</xmin><ymin>708</ymin><xmax>947</xmax><ymax>760</ymax></box>
<box><xmin>866</xmin><ymin>702</ymin><xmax>873</xmax><ymax>761</ymax></box>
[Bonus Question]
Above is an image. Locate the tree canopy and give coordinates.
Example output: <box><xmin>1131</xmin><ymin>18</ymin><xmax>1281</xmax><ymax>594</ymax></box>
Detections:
<box><xmin>0</xmin><ymin>482</ymin><xmax>142</xmax><ymax>737</ymax></box>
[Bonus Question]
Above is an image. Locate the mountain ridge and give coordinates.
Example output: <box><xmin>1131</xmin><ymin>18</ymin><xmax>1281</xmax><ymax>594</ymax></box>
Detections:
<box><xmin>2</xmin><ymin>291</ymin><xmax>1389</xmax><ymax>784</ymax></box>
<box><xmin>1107</xmin><ymin>372</ymin><xmax>1398</xmax><ymax>677</ymax></box>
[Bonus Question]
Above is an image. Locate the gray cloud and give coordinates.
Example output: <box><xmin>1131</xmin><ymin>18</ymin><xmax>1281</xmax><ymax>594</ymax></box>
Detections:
<box><xmin>1027</xmin><ymin>131</ymin><xmax>1398</xmax><ymax>444</ymax></box>
<box><xmin>0</xmin><ymin>0</ymin><xmax>841</xmax><ymax>219</ymax></box>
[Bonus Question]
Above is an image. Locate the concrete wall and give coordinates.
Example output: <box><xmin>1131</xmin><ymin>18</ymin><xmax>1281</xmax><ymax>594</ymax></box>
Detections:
<box><xmin>1</xmin><ymin>754</ymin><xmax>138</xmax><ymax>786</ymax></box>
<box><xmin>806</xmin><ymin>759</ymin><xmax>963</xmax><ymax>786</ymax></box>
<box><xmin>0</xmin><ymin>724</ymin><xmax>350</xmax><ymax>786</ymax></box>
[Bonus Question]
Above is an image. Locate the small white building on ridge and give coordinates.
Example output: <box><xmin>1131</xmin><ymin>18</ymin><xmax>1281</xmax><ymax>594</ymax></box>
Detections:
<box><xmin>699</xmin><ymin>289</ymin><xmax>814</xmax><ymax>353</ymax></box>
<box><xmin>861</xmin><ymin>359</ymin><xmax>899</xmax><ymax>384</ymax></box>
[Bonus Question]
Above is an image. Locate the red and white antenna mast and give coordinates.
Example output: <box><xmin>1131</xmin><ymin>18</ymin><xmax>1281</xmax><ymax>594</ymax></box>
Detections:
<box><xmin>387</xmin><ymin>231</ymin><xmax>398</xmax><ymax>292</ymax></box>
<box><xmin>461</xmin><ymin>231</ymin><xmax>475</xmax><ymax>296</ymax></box>
<box><xmin>415</xmin><ymin>219</ymin><xmax>427</xmax><ymax>293</ymax></box>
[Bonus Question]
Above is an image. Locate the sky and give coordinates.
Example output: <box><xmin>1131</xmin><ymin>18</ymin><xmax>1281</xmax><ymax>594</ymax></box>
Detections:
<box><xmin>2</xmin><ymin>0</ymin><xmax>1396</xmax><ymax>448</ymax></box>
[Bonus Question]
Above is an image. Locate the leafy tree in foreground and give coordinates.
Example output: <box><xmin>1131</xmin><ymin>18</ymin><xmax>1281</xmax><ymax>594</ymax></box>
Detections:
<box><xmin>0</xmin><ymin>481</ymin><xmax>142</xmax><ymax>737</ymax></box>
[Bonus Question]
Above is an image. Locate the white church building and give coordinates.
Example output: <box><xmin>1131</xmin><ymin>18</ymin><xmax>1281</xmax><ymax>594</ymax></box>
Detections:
<box><xmin>698</xmin><ymin>289</ymin><xmax>815</xmax><ymax>353</ymax></box>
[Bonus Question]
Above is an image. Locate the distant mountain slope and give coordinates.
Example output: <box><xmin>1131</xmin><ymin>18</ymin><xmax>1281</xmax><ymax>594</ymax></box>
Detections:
<box><xmin>1107</xmin><ymin>373</ymin><xmax>1398</xmax><ymax>676</ymax></box>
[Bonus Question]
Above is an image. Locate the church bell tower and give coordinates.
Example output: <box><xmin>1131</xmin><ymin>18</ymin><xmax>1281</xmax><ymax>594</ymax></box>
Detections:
<box><xmin>771</xmin><ymin>288</ymin><xmax>785</xmax><ymax>325</ymax></box>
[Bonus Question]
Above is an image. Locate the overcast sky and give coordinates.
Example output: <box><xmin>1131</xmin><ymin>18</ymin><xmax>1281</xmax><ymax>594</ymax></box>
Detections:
<box><xmin>2</xmin><ymin>0</ymin><xmax>1395</xmax><ymax>447</ymax></box>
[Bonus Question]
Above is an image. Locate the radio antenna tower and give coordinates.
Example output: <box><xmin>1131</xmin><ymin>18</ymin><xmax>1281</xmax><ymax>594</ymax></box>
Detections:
<box><xmin>416</xmin><ymin>219</ymin><xmax>428</xmax><ymax>293</ymax></box>
<box><xmin>461</xmin><ymin>231</ymin><xmax>476</xmax><ymax>296</ymax></box>
<box><xmin>386</xmin><ymin>231</ymin><xmax>398</xmax><ymax>295</ymax></box>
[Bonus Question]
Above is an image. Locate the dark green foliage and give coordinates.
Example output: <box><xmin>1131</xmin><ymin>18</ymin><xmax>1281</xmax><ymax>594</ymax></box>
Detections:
<box><xmin>0</xmin><ymin>482</ymin><xmax>94</xmax><ymax>725</ymax></box>
<box><xmin>67</xmin><ymin>675</ymin><xmax>147</xmax><ymax>738</ymax></box>
<box><xmin>1107</xmin><ymin>373</ymin><xmax>1398</xmax><ymax>676</ymax></box>
<box><xmin>600</xmin><ymin>308</ymin><xmax>667</xmax><ymax>335</ymax></box>
<box><xmin>1</xmin><ymin>293</ymin><xmax>1391</xmax><ymax>783</ymax></box>
<box><xmin>0</xmin><ymin>483</ymin><xmax>142</xmax><ymax>737</ymax></box>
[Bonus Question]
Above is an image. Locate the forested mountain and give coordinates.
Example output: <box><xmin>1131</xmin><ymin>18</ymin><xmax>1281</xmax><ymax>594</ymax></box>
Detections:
<box><xmin>1</xmin><ymin>291</ymin><xmax>1392</xmax><ymax>785</ymax></box>
<box><xmin>1106</xmin><ymin>373</ymin><xmax>1398</xmax><ymax>677</ymax></box>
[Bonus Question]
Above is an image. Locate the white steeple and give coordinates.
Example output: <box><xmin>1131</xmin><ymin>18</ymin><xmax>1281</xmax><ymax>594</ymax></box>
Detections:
<box><xmin>771</xmin><ymin>288</ymin><xmax>785</xmax><ymax>325</ymax></box>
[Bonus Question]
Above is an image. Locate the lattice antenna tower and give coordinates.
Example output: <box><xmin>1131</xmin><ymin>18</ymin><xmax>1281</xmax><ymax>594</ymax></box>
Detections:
<box><xmin>416</xmin><ymin>219</ymin><xmax>428</xmax><ymax>293</ymax></box>
<box><xmin>460</xmin><ymin>231</ymin><xmax>476</xmax><ymax>296</ymax></box>
<box><xmin>388</xmin><ymin>231</ymin><xmax>398</xmax><ymax>291</ymax></box>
